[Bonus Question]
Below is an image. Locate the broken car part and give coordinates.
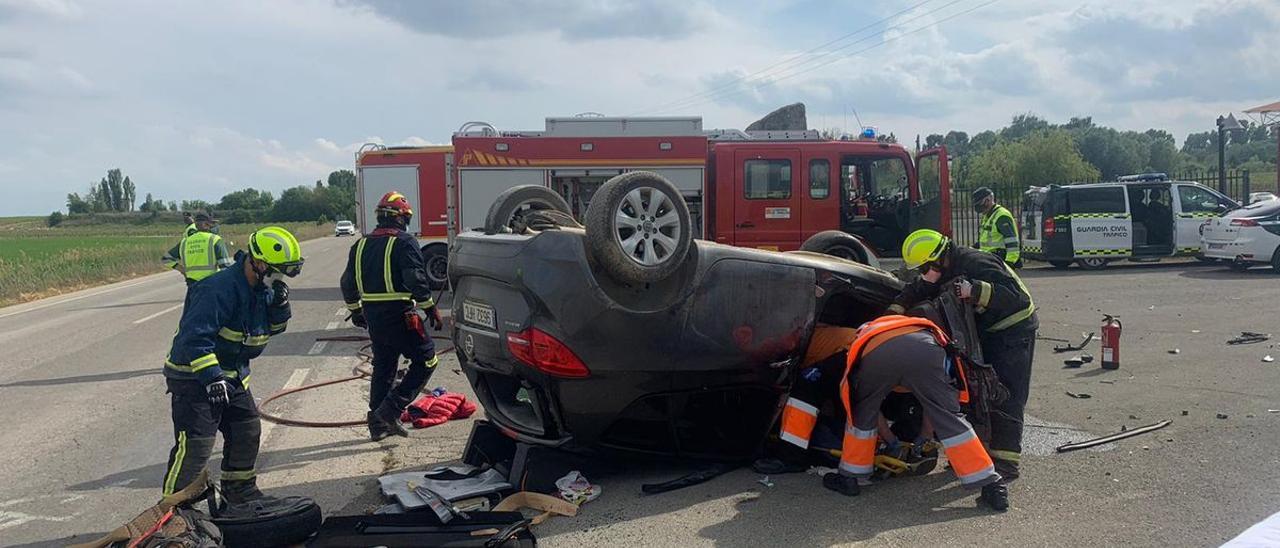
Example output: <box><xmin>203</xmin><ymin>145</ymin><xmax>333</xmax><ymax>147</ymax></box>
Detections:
<box><xmin>1228</xmin><ymin>332</ymin><xmax>1271</xmax><ymax>345</ymax></box>
<box><xmin>1055</xmin><ymin>420</ymin><xmax>1173</xmax><ymax>452</ymax></box>
<box><xmin>1054</xmin><ymin>332</ymin><xmax>1096</xmax><ymax>353</ymax></box>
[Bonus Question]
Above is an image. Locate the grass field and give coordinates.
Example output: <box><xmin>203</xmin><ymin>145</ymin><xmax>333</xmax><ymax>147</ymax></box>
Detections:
<box><xmin>0</xmin><ymin>219</ymin><xmax>333</xmax><ymax>307</ymax></box>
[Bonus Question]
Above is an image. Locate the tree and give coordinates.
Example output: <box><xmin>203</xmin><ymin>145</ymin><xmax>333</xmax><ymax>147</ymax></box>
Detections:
<box><xmin>105</xmin><ymin>169</ymin><xmax>125</xmax><ymax>212</ymax></box>
<box><xmin>47</xmin><ymin>211</ymin><xmax>64</xmax><ymax>227</ymax></box>
<box><xmin>66</xmin><ymin>193</ymin><xmax>91</xmax><ymax>214</ymax></box>
<box><xmin>925</xmin><ymin>134</ymin><xmax>945</xmax><ymax>148</ymax></box>
<box><xmin>218</xmin><ymin>188</ymin><xmax>275</xmax><ymax>210</ymax></box>
<box><xmin>942</xmin><ymin>131</ymin><xmax>970</xmax><ymax>156</ymax></box>
<box><xmin>965</xmin><ymin>129</ymin><xmax>1099</xmax><ymax>190</ymax></box>
<box><xmin>123</xmin><ymin>176</ymin><xmax>136</xmax><ymax>211</ymax></box>
<box><xmin>168</xmin><ymin>201</ymin><xmax>178</xmax><ymax>211</ymax></box>
<box><xmin>271</xmin><ymin>185</ymin><xmax>327</xmax><ymax>222</ymax></box>
<box><xmin>1001</xmin><ymin>114</ymin><xmax>1051</xmax><ymax>141</ymax></box>
<box><xmin>181</xmin><ymin>199</ymin><xmax>213</xmax><ymax>212</ymax></box>
<box><xmin>327</xmin><ymin>169</ymin><xmax>357</xmax><ymax>193</ymax></box>
<box><xmin>139</xmin><ymin>192</ymin><xmax>158</xmax><ymax>212</ymax></box>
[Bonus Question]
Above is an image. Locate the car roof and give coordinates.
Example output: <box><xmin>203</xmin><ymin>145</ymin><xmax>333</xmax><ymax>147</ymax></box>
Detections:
<box><xmin>1061</xmin><ymin>180</ymin><xmax>1203</xmax><ymax>190</ymax></box>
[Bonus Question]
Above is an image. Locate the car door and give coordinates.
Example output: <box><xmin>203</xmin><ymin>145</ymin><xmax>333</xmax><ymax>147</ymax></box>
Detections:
<box><xmin>911</xmin><ymin>146</ymin><xmax>950</xmax><ymax>235</ymax></box>
<box><xmin>1067</xmin><ymin>186</ymin><xmax>1131</xmax><ymax>258</ymax></box>
<box><xmin>1173</xmin><ymin>184</ymin><xmax>1232</xmax><ymax>253</ymax></box>
<box><xmin>733</xmin><ymin>148</ymin><xmax>801</xmax><ymax>250</ymax></box>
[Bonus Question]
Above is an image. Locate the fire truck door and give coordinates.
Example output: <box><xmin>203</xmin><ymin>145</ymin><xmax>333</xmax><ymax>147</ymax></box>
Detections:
<box><xmin>733</xmin><ymin>148</ymin><xmax>801</xmax><ymax>250</ymax></box>
<box><xmin>359</xmin><ymin>165</ymin><xmax>422</xmax><ymax>235</ymax></box>
<box><xmin>911</xmin><ymin>146</ymin><xmax>949</xmax><ymax>235</ymax></box>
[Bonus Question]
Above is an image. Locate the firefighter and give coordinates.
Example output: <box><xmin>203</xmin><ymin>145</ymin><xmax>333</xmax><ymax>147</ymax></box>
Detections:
<box><xmin>164</xmin><ymin>212</ymin><xmax>233</xmax><ymax>285</ymax></box>
<box><xmin>161</xmin><ymin>226</ymin><xmax>303</xmax><ymax>502</ymax></box>
<box><xmin>972</xmin><ymin>187</ymin><xmax>1022</xmax><ymax>268</ymax></box>
<box><xmin>780</xmin><ymin>316</ymin><xmax>1001</xmax><ymax>500</ymax></box>
<box><xmin>889</xmin><ymin>229</ymin><xmax>1036</xmax><ymax>511</ymax></box>
<box><xmin>340</xmin><ymin>191</ymin><xmax>443</xmax><ymax>441</ymax></box>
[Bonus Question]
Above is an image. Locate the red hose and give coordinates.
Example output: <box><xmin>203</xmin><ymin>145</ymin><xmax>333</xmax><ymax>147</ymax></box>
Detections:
<box><xmin>257</xmin><ymin>333</ymin><xmax>456</xmax><ymax>428</ymax></box>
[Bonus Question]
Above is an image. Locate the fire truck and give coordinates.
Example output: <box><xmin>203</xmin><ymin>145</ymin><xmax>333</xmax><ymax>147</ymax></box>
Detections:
<box><xmin>355</xmin><ymin>116</ymin><xmax>950</xmax><ymax>288</ymax></box>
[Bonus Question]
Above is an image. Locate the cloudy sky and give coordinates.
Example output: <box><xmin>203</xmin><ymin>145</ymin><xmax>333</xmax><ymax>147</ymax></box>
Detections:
<box><xmin>1</xmin><ymin>0</ymin><xmax>1276</xmax><ymax>216</ymax></box>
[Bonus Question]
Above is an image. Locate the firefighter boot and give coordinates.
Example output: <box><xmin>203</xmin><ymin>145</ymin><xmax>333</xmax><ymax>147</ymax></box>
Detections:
<box><xmin>374</xmin><ymin>398</ymin><xmax>410</xmax><ymax>438</ymax></box>
<box><xmin>368</xmin><ymin>411</ymin><xmax>394</xmax><ymax>441</ymax></box>
<box><xmin>823</xmin><ymin>473</ymin><xmax>861</xmax><ymax>497</ymax></box>
<box><xmin>221</xmin><ymin>477</ymin><xmax>269</xmax><ymax>504</ymax></box>
<box><xmin>978</xmin><ymin>482</ymin><xmax>1010</xmax><ymax>512</ymax></box>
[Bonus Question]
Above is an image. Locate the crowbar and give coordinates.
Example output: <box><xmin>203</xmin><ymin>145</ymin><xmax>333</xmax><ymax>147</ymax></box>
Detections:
<box><xmin>1056</xmin><ymin>420</ymin><xmax>1172</xmax><ymax>453</ymax></box>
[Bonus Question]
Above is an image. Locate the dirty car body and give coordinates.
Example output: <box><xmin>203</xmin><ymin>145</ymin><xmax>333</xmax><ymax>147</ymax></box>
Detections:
<box><xmin>449</xmin><ymin>228</ymin><xmax>903</xmax><ymax>460</ymax></box>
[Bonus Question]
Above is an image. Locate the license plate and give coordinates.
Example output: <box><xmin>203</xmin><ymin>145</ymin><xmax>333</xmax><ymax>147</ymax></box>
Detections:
<box><xmin>462</xmin><ymin>301</ymin><xmax>495</xmax><ymax>330</ymax></box>
<box><xmin>1208</xmin><ymin>243</ymin><xmax>1225</xmax><ymax>249</ymax></box>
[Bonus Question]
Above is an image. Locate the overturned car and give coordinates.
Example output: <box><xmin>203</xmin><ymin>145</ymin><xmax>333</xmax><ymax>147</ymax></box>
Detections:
<box><xmin>449</xmin><ymin>172</ymin><xmax>982</xmax><ymax>460</ymax></box>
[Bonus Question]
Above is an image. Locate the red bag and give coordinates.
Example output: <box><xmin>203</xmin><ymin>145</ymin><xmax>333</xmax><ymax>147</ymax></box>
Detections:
<box><xmin>400</xmin><ymin>392</ymin><xmax>478</xmax><ymax>429</ymax></box>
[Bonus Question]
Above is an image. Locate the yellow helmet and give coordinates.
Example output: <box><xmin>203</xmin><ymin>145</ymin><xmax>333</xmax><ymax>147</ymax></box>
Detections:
<box><xmin>901</xmin><ymin>229</ymin><xmax>949</xmax><ymax>270</ymax></box>
<box><xmin>248</xmin><ymin>226</ymin><xmax>305</xmax><ymax>277</ymax></box>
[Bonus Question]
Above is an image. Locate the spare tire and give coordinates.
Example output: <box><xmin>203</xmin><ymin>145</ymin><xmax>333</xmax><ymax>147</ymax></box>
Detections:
<box><xmin>584</xmin><ymin>171</ymin><xmax>692</xmax><ymax>284</ymax></box>
<box><xmin>484</xmin><ymin>185</ymin><xmax>572</xmax><ymax>235</ymax></box>
<box><xmin>212</xmin><ymin>496</ymin><xmax>322</xmax><ymax>548</ymax></box>
<box><xmin>800</xmin><ymin>230</ymin><xmax>871</xmax><ymax>265</ymax></box>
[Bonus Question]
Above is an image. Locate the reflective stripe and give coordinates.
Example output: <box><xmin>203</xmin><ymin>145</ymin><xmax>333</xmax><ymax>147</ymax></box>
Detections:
<box><xmin>976</xmin><ymin>280</ymin><xmax>993</xmax><ymax>310</ymax></box>
<box><xmin>163</xmin><ymin>431</ymin><xmax>188</xmax><ymax>496</ymax></box>
<box><xmin>383</xmin><ymin>237</ymin><xmax>396</xmax><ymax>297</ymax></box>
<box><xmin>164</xmin><ymin>353</ymin><xmax>221</xmax><ymax>373</ymax></box>
<box><xmin>988</xmin><ymin>262</ymin><xmax>1035</xmax><ymax>332</ymax></box>
<box><xmin>245</xmin><ymin>334</ymin><xmax>270</xmax><ymax>346</ymax></box>
<box><xmin>241</xmin><ymin>374</ymin><xmax>250</xmax><ymax>388</ymax></box>
<box><xmin>270</xmin><ymin>321</ymin><xmax>288</xmax><ymax>333</ymax></box>
<box><xmin>989</xmin><ymin>449</ymin><xmax>1022</xmax><ymax>463</ymax></box>
<box><xmin>941</xmin><ymin>429</ymin><xmax>977</xmax><ymax>448</ymax></box>
<box><xmin>838</xmin><ymin>461</ymin><xmax>875</xmax><ymax>475</ymax></box>
<box><xmin>345</xmin><ymin>302</ymin><xmax>362</xmax><ymax>310</ymax></box>
<box><xmin>786</xmin><ymin>397</ymin><xmax>818</xmax><ymax>417</ymax></box>
<box><xmin>219</xmin><ymin>327</ymin><xmax>244</xmax><ymax>342</ymax></box>
<box><xmin>425</xmin><ymin>355</ymin><xmax>440</xmax><ymax>368</ymax></box>
<box><xmin>849</xmin><ymin>425</ymin><xmax>877</xmax><ymax>439</ymax></box>
<box><xmin>417</xmin><ymin>297</ymin><xmax>436</xmax><ymax>309</ymax></box>
<box><xmin>780</xmin><ymin>431</ymin><xmax>810</xmax><ymax>448</ymax></box>
<box><xmin>1003</xmin><ymin>237</ymin><xmax>1019</xmax><ymax>245</ymax></box>
<box><xmin>779</xmin><ymin>398</ymin><xmax>819</xmax><ymax>449</ymax></box>
<box><xmin>362</xmin><ymin>292</ymin><xmax>413</xmax><ymax>302</ymax></box>
<box><xmin>356</xmin><ymin>236</ymin><xmax>414</xmax><ymax>302</ymax></box>
<box><xmin>956</xmin><ymin>464</ymin><xmax>997</xmax><ymax>485</ymax></box>
<box><xmin>221</xmin><ymin>469</ymin><xmax>256</xmax><ymax>481</ymax></box>
<box><xmin>944</xmin><ymin>429</ymin><xmax>997</xmax><ymax>480</ymax></box>
<box><xmin>355</xmin><ymin>238</ymin><xmax>368</xmax><ymax>296</ymax></box>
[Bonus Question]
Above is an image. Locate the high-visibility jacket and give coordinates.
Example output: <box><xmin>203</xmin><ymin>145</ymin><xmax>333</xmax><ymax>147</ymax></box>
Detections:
<box><xmin>894</xmin><ymin>246</ymin><xmax>1036</xmax><ymax>334</ymax></box>
<box><xmin>978</xmin><ymin>205</ymin><xmax>1020</xmax><ymax>266</ymax></box>
<box><xmin>780</xmin><ymin>316</ymin><xmax>993</xmax><ymax>482</ymax></box>
<box><xmin>185</xmin><ymin>223</ymin><xmax>198</xmax><ymax>237</ymax></box>
<box><xmin>180</xmin><ymin>231</ymin><xmax>232</xmax><ymax>282</ymax></box>
<box><xmin>340</xmin><ymin>227</ymin><xmax>434</xmax><ymax>312</ymax></box>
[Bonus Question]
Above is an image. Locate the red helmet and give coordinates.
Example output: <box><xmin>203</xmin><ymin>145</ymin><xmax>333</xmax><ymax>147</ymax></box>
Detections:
<box><xmin>376</xmin><ymin>191</ymin><xmax>414</xmax><ymax>218</ymax></box>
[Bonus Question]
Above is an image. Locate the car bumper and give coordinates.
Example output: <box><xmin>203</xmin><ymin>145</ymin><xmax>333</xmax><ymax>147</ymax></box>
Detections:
<box><xmin>1202</xmin><ymin>237</ymin><xmax>1272</xmax><ymax>262</ymax></box>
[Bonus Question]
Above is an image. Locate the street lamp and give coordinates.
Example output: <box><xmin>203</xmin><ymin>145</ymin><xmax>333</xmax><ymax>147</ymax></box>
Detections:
<box><xmin>1217</xmin><ymin>113</ymin><xmax>1244</xmax><ymax>192</ymax></box>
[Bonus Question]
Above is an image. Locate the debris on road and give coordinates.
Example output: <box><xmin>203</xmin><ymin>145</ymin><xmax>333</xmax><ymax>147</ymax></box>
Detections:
<box><xmin>555</xmin><ymin>471</ymin><xmax>601</xmax><ymax>506</ymax></box>
<box><xmin>1217</xmin><ymin>413</ymin><xmax>1229</xmax><ymax>420</ymax></box>
<box><xmin>1056</xmin><ymin>420</ymin><xmax>1173</xmax><ymax>453</ymax></box>
<box><xmin>1063</xmin><ymin>354</ymin><xmax>1094</xmax><ymax>368</ymax></box>
<box><xmin>1228</xmin><ymin>332</ymin><xmax>1271</xmax><ymax>345</ymax></box>
<box><xmin>641</xmin><ymin>462</ymin><xmax>739</xmax><ymax>495</ymax></box>
<box><xmin>1066</xmin><ymin>391</ymin><xmax>1092</xmax><ymax>399</ymax></box>
<box><xmin>1269</xmin><ymin>409</ymin><xmax>1280</xmax><ymax>414</ymax></box>
<box><xmin>1264</xmin><ymin>355</ymin><xmax>1275</xmax><ymax>363</ymax></box>
<box><xmin>1182</xmin><ymin>410</ymin><xmax>1189</xmax><ymax>416</ymax></box>
<box><xmin>1054</xmin><ymin>332</ymin><xmax>1096</xmax><ymax>353</ymax></box>
<box><xmin>1168</xmin><ymin>348</ymin><xmax>1180</xmax><ymax>354</ymax></box>
<box><xmin>807</xmin><ymin>466</ymin><xmax>837</xmax><ymax>477</ymax></box>
<box><xmin>757</xmin><ymin>476</ymin><xmax>775</xmax><ymax>488</ymax></box>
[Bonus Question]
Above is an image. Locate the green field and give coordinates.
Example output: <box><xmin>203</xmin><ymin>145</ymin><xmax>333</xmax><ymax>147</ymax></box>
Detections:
<box><xmin>0</xmin><ymin>219</ymin><xmax>332</xmax><ymax>307</ymax></box>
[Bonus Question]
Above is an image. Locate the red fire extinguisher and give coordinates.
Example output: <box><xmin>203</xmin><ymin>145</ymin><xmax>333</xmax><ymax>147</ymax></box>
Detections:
<box><xmin>1101</xmin><ymin>315</ymin><xmax>1122</xmax><ymax>370</ymax></box>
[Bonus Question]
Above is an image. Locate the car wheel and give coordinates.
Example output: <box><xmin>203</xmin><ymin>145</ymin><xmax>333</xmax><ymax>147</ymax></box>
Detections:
<box><xmin>1075</xmin><ymin>257</ymin><xmax>1108</xmax><ymax>270</ymax></box>
<box><xmin>484</xmin><ymin>185</ymin><xmax>572</xmax><ymax>235</ymax></box>
<box><xmin>1272</xmin><ymin>247</ymin><xmax>1280</xmax><ymax>274</ymax></box>
<box><xmin>422</xmin><ymin>243</ymin><xmax>448</xmax><ymax>290</ymax></box>
<box><xmin>1049</xmin><ymin>260</ymin><xmax>1071</xmax><ymax>269</ymax></box>
<box><xmin>213</xmin><ymin>498</ymin><xmax>322</xmax><ymax>548</ymax></box>
<box><xmin>1230</xmin><ymin>258</ymin><xmax>1253</xmax><ymax>272</ymax></box>
<box><xmin>585</xmin><ymin>171</ymin><xmax>692</xmax><ymax>284</ymax></box>
<box><xmin>799</xmin><ymin>230</ymin><xmax>870</xmax><ymax>265</ymax></box>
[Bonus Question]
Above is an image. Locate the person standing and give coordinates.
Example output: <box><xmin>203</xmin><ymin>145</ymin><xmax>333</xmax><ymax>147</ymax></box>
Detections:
<box><xmin>972</xmin><ymin>187</ymin><xmax>1022</xmax><ymax>268</ymax></box>
<box><xmin>340</xmin><ymin>191</ymin><xmax>443</xmax><ymax>441</ymax></box>
<box><xmin>161</xmin><ymin>227</ymin><xmax>304</xmax><ymax>501</ymax></box>
<box><xmin>164</xmin><ymin>212</ymin><xmax>232</xmax><ymax>285</ymax></box>
<box><xmin>889</xmin><ymin>229</ymin><xmax>1037</xmax><ymax>511</ymax></box>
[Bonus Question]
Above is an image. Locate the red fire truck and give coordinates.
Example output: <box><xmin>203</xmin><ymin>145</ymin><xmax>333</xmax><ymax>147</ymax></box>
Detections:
<box><xmin>355</xmin><ymin>116</ymin><xmax>950</xmax><ymax>288</ymax></box>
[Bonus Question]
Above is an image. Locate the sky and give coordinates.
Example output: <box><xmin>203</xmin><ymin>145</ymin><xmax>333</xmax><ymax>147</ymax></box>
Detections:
<box><xmin>0</xmin><ymin>0</ymin><xmax>1276</xmax><ymax>216</ymax></box>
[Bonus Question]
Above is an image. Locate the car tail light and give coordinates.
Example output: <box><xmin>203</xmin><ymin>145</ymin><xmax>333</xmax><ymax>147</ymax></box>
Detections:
<box><xmin>506</xmin><ymin>328</ymin><xmax>590</xmax><ymax>378</ymax></box>
<box><xmin>1043</xmin><ymin>217</ymin><xmax>1055</xmax><ymax>238</ymax></box>
<box><xmin>1231</xmin><ymin>218</ymin><xmax>1259</xmax><ymax>227</ymax></box>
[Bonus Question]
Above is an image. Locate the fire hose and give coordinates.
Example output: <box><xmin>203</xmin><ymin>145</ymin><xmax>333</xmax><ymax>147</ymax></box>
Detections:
<box><xmin>257</xmin><ymin>332</ymin><xmax>456</xmax><ymax>428</ymax></box>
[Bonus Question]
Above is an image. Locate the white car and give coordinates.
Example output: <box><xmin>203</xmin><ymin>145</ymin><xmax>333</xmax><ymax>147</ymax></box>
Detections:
<box><xmin>334</xmin><ymin>220</ymin><xmax>357</xmax><ymax>237</ymax></box>
<box><xmin>1248</xmin><ymin>192</ymin><xmax>1278</xmax><ymax>205</ymax></box>
<box><xmin>1201</xmin><ymin>199</ymin><xmax>1280</xmax><ymax>271</ymax></box>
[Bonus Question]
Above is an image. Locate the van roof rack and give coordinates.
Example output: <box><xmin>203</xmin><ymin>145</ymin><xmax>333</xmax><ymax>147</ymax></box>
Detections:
<box><xmin>1117</xmin><ymin>172</ymin><xmax>1168</xmax><ymax>182</ymax></box>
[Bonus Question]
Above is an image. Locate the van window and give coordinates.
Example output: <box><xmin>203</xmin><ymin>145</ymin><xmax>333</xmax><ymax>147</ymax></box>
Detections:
<box><xmin>1178</xmin><ymin>185</ymin><xmax>1226</xmax><ymax>214</ymax></box>
<box><xmin>744</xmin><ymin>159</ymin><xmax>792</xmax><ymax>199</ymax></box>
<box><xmin>1068</xmin><ymin>187</ymin><xmax>1126</xmax><ymax>214</ymax></box>
<box><xmin>809</xmin><ymin>159</ymin><xmax>830</xmax><ymax>199</ymax></box>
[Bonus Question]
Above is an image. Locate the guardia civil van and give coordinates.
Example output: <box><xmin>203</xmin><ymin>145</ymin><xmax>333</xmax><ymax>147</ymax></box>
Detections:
<box><xmin>1021</xmin><ymin>173</ymin><xmax>1238</xmax><ymax>270</ymax></box>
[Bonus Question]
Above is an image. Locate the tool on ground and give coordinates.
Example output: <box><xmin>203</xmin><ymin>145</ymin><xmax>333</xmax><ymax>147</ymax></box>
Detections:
<box><xmin>1101</xmin><ymin>315</ymin><xmax>1122</xmax><ymax>370</ymax></box>
<box><xmin>1054</xmin><ymin>332</ymin><xmax>1096</xmax><ymax>353</ymax></box>
<box><xmin>1063</xmin><ymin>354</ymin><xmax>1094</xmax><ymax>368</ymax></box>
<box><xmin>1228</xmin><ymin>332</ymin><xmax>1271</xmax><ymax>345</ymax></box>
<box><xmin>1065</xmin><ymin>391</ymin><xmax>1092</xmax><ymax>399</ymax></box>
<box><xmin>1055</xmin><ymin>420</ymin><xmax>1172</xmax><ymax>452</ymax></box>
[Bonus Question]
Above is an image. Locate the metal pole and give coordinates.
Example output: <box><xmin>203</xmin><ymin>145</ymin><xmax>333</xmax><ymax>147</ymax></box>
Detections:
<box><xmin>1243</xmin><ymin>169</ymin><xmax>1250</xmax><ymax>203</ymax></box>
<box><xmin>1217</xmin><ymin>117</ymin><xmax>1226</xmax><ymax>193</ymax></box>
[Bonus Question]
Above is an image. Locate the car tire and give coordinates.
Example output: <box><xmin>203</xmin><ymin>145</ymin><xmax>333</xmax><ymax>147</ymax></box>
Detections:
<box><xmin>484</xmin><ymin>185</ymin><xmax>572</xmax><ymax>235</ymax></box>
<box><xmin>1272</xmin><ymin>247</ymin><xmax>1280</xmax><ymax>274</ymax></box>
<box><xmin>800</xmin><ymin>230</ymin><xmax>871</xmax><ymax>265</ymax></box>
<box><xmin>1049</xmin><ymin>260</ymin><xmax>1071</xmax><ymax>269</ymax></box>
<box><xmin>213</xmin><ymin>498</ymin><xmax>322</xmax><ymax>548</ymax></box>
<box><xmin>1075</xmin><ymin>257</ymin><xmax>1108</xmax><ymax>270</ymax></box>
<box><xmin>422</xmin><ymin>243</ymin><xmax>448</xmax><ymax>290</ymax></box>
<box><xmin>1230</xmin><ymin>258</ymin><xmax>1253</xmax><ymax>272</ymax></box>
<box><xmin>584</xmin><ymin>171</ymin><xmax>692</xmax><ymax>285</ymax></box>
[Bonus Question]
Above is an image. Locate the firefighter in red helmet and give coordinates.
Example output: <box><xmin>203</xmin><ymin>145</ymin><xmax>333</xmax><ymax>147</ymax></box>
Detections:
<box><xmin>340</xmin><ymin>191</ymin><xmax>443</xmax><ymax>440</ymax></box>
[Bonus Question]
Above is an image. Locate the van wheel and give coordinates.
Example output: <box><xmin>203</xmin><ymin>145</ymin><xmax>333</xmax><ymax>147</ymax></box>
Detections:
<box><xmin>585</xmin><ymin>171</ymin><xmax>692</xmax><ymax>284</ymax></box>
<box><xmin>1049</xmin><ymin>260</ymin><xmax>1071</xmax><ymax>269</ymax></box>
<box><xmin>800</xmin><ymin>230</ymin><xmax>871</xmax><ymax>265</ymax></box>
<box><xmin>484</xmin><ymin>185</ymin><xmax>572</xmax><ymax>235</ymax></box>
<box><xmin>422</xmin><ymin>243</ymin><xmax>448</xmax><ymax>290</ymax></box>
<box><xmin>1076</xmin><ymin>258</ymin><xmax>1108</xmax><ymax>270</ymax></box>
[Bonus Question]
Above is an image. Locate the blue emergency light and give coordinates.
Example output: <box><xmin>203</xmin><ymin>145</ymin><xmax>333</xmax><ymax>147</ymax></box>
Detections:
<box><xmin>861</xmin><ymin>127</ymin><xmax>876</xmax><ymax>140</ymax></box>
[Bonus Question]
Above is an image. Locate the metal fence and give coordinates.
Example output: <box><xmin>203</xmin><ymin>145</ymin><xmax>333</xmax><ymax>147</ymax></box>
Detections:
<box><xmin>948</xmin><ymin>169</ymin><xmax>1256</xmax><ymax>248</ymax></box>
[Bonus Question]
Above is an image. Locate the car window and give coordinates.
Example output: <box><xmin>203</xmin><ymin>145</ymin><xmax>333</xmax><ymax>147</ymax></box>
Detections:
<box><xmin>1068</xmin><ymin>186</ymin><xmax>1126</xmax><ymax>214</ymax></box>
<box><xmin>809</xmin><ymin>159</ymin><xmax>830</xmax><ymax>199</ymax></box>
<box><xmin>744</xmin><ymin>159</ymin><xmax>792</xmax><ymax>199</ymax></box>
<box><xmin>1178</xmin><ymin>185</ymin><xmax>1225</xmax><ymax>213</ymax></box>
<box><xmin>867</xmin><ymin>158</ymin><xmax>907</xmax><ymax>198</ymax></box>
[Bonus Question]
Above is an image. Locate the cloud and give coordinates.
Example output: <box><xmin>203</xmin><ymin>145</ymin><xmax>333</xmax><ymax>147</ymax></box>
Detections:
<box><xmin>449</xmin><ymin>68</ymin><xmax>542</xmax><ymax>93</ymax></box>
<box><xmin>0</xmin><ymin>0</ymin><xmax>81</xmax><ymax>21</ymax></box>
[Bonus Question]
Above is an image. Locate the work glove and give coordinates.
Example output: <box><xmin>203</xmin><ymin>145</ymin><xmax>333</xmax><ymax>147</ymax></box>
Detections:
<box><xmin>953</xmin><ymin>278</ymin><xmax>973</xmax><ymax>301</ymax></box>
<box><xmin>349</xmin><ymin>308</ymin><xmax>368</xmax><ymax>329</ymax></box>
<box><xmin>270</xmin><ymin>280</ymin><xmax>289</xmax><ymax>307</ymax></box>
<box><xmin>413</xmin><ymin>306</ymin><xmax>444</xmax><ymax>332</ymax></box>
<box><xmin>206</xmin><ymin>378</ymin><xmax>233</xmax><ymax>406</ymax></box>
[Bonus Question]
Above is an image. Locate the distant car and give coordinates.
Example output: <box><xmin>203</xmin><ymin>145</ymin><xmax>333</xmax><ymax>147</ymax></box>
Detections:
<box><xmin>1248</xmin><ymin>192</ymin><xmax>1278</xmax><ymax>205</ymax></box>
<box><xmin>1201</xmin><ymin>198</ymin><xmax>1280</xmax><ymax>272</ymax></box>
<box><xmin>334</xmin><ymin>220</ymin><xmax>356</xmax><ymax>237</ymax></box>
<box><xmin>449</xmin><ymin>173</ymin><xmax>970</xmax><ymax>460</ymax></box>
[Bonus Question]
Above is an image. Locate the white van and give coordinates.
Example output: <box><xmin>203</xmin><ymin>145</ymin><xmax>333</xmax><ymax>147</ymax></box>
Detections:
<box><xmin>1021</xmin><ymin>174</ymin><xmax>1238</xmax><ymax>270</ymax></box>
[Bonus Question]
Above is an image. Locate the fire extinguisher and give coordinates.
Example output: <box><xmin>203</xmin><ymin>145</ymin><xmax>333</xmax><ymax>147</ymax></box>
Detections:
<box><xmin>1101</xmin><ymin>315</ymin><xmax>1122</xmax><ymax>370</ymax></box>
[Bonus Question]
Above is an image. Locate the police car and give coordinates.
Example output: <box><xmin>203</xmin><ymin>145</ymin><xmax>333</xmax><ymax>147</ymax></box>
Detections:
<box><xmin>1021</xmin><ymin>173</ymin><xmax>1238</xmax><ymax>270</ymax></box>
<box><xmin>1200</xmin><ymin>197</ymin><xmax>1280</xmax><ymax>271</ymax></box>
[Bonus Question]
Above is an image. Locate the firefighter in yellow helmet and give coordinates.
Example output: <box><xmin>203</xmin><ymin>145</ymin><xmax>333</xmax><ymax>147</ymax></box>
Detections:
<box><xmin>889</xmin><ymin>229</ymin><xmax>1036</xmax><ymax>511</ymax></box>
<box><xmin>160</xmin><ymin>226</ymin><xmax>303</xmax><ymax>503</ymax></box>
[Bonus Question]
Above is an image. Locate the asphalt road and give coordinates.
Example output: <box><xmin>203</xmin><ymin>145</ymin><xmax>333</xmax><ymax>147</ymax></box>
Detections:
<box><xmin>3</xmin><ymin>248</ymin><xmax>1279</xmax><ymax>547</ymax></box>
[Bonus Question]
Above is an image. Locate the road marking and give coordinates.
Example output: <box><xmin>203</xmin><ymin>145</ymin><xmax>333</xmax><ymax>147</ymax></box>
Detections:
<box><xmin>0</xmin><ymin>509</ymin><xmax>76</xmax><ymax>530</ymax></box>
<box><xmin>261</xmin><ymin>368</ymin><xmax>310</xmax><ymax>443</ymax></box>
<box><xmin>307</xmin><ymin>341</ymin><xmax>328</xmax><ymax>355</ymax></box>
<box><xmin>325</xmin><ymin>320</ymin><xmax>340</xmax><ymax>330</ymax></box>
<box><xmin>0</xmin><ymin>277</ymin><xmax>159</xmax><ymax>319</ymax></box>
<box><xmin>133</xmin><ymin>303</ymin><xmax>184</xmax><ymax>324</ymax></box>
<box><xmin>335</xmin><ymin>308</ymin><xmax>347</xmax><ymax>316</ymax></box>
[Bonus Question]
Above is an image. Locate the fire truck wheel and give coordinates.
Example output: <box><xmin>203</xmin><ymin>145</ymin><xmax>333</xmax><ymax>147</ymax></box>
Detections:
<box><xmin>422</xmin><ymin>243</ymin><xmax>449</xmax><ymax>290</ymax></box>
<box><xmin>799</xmin><ymin>230</ymin><xmax>871</xmax><ymax>265</ymax></box>
<box><xmin>585</xmin><ymin>171</ymin><xmax>692</xmax><ymax>284</ymax></box>
<box><xmin>484</xmin><ymin>185</ymin><xmax>572</xmax><ymax>235</ymax></box>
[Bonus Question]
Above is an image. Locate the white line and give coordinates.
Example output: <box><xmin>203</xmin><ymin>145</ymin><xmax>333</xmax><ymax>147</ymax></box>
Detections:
<box><xmin>0</xmin><ymin>277</ymin><xmax>159</xmax><ymax>320</ymax></box>
<box><xmin>325</xmin><ymin>320</ymin><xmax>340</xmax><ymax>330</ymax></box>
<box><xmin>307</xmin><ymin>341</ymin><xmax>328</xmax><ymax>355</ymax></box>
<box><xmin>335</xmin><ymin>308</ymin><xmax>346</xmax><ymax>316</ymax></box>
<box><xmin>133</xmin><ymin>303</ymin><xmax>184</xmax><ymax>325</ymax></box>
<box><xmin>261</xmin><ymin>368</ymin><xmax>310</xmax><ymax>442</ymax></box>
